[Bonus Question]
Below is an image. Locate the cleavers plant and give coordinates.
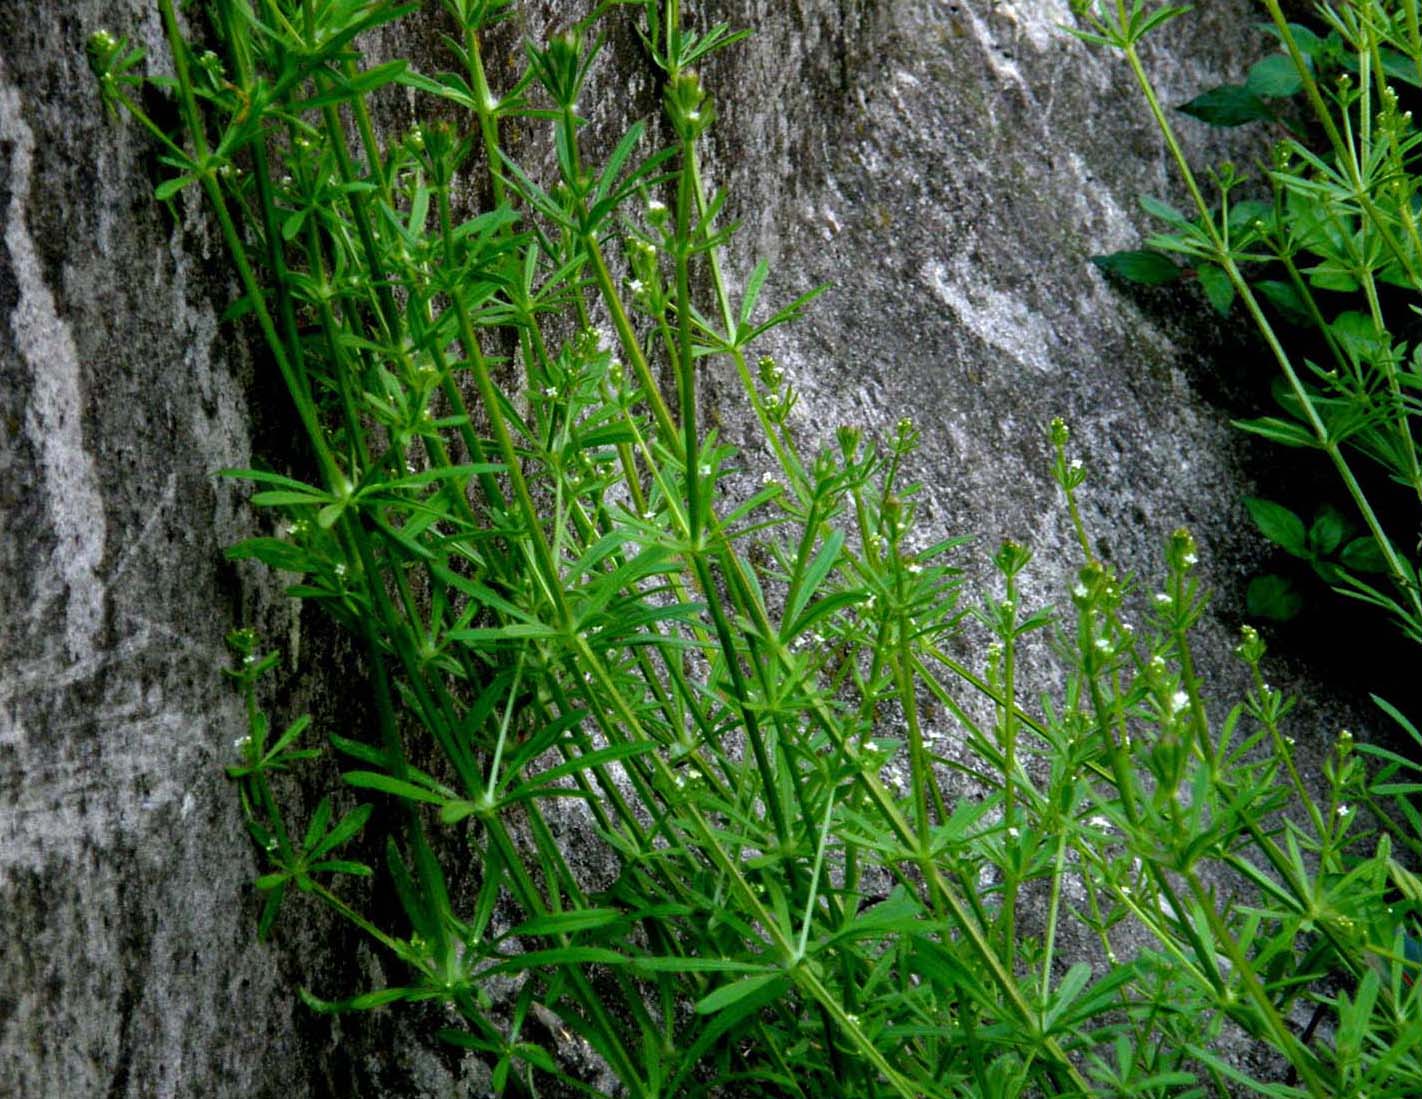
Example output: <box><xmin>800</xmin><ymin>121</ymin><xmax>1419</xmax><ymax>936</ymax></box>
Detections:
<box><xmin>95</xmin><ymin>1</ymin><xmax>1422</xmax><ymax>1095</ymax></box>
<box><xmin>1081</xmin><ymin>0</ymin><xmax>1422</xmax><ymax>640</ymax></box>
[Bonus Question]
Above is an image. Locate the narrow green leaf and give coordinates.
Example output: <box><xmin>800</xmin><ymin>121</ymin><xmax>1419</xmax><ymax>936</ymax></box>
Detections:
<box><xmin>342</xmin><ymin>771</ymin><xmax>449</xmax><ymax>805</ymax></box>
<box><xmin>632</xmin><ymin>956</ymin><xmax>771</xmax><ymax>974</ymax></box>
<box><xmin>739</xmin><ymin>259</ymin><xmax>770</xmax><ymax>331</ymax></box>
<box><xmin>784</xmin><ymin>530</ymin><xmax>844</xmax><ymax>635</ymax></box>
<box><xmin>512</xmin><ymin>742</ymin><xmax>657</xmax><ymax>796</ymax></box>
<box><xmin>694</xmin><ymin>972</ymin><xmax>783</xmax><ymax>1015</ymax></box>
<box><xmin>1232</xmin><ymin>416</ymin><xmax>1318</xmax><ymax>448</ymax></box>
<box><xmin>1043</xmin><ymin>962</ymin><xmax>1093</xmax><ymax>1032</ymax></box>
<box><xmin>299</xmin><ymin>985</ymin><xmax>418</xmax><ymax>1014</ymax></box>
<box><xmin>1372</xmin><ymin>694</ymin><xmax>1422</xmax><ymax>749</ymax></box>
<box><xmin>330</xmin><ymin>733</ymin><xmax>387</xmax><ymax>767</ymax></box>
<box><xmin>307</xmin><ymin>859</ymin><xmax>372</xmax><ymax>877</ymax></box>
<box><xmin>510</xmin><ymin>908</ymin><xmax>625</xmax><ymax>938</ymax></box>
<box><xmin>481</xmin><ymin>947</ymin><xmax>628</xmax><ymax>976</ymax></box>
<box><xmin>1139</xmin><ymin>194</ymin><xmax>1192</xmax><ymax>229</ymax></box>
<box><xmin>309</xmin><ymin>803</ymin><xmax>373</xmax><ymax>859</ymax></box>
<box><xmin>250</xmin><ymin>490</ymin><xmax>329</xmax><ymax>507</ymax></box>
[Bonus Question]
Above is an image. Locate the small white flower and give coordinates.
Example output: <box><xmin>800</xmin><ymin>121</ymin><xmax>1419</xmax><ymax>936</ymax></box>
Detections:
<box><xmin>761</xmin><ymin>471</ymin><xmax>775</xmax><ymax>485</ymax></box>
<box><xmin>543</xmin><ymin>386</ymin><xmax>558</xmax><ymax>397</ymax></box>
<box><xmin>1072</xmin><ymin>582</ymin><xmax>1088</xmax><ymax>598</ymax></box>
<box><xmin>906</xmin><ymin>562</ymin><xmax>923</xmax><ymax>575</ymax></box>
<box><xmin>1094</xmin><ymin>637</ymin><xmax>1111</xmax><ymax>653</ymax></box>
<box><xmin>234</xmin><ymin>736</ymin><xmax>251</xmax><ymax>751</ymax></box>
<box><xmin>628</xmin><ymin>278</ymin><xmax>646</xmax><ymax>295</ymax></box>
<box><xmin>1153</xmin><ymin>592</ymin><xmax>1172</xmax><ymax>607</ymax></box>
<box><xmin>1170</xmin><ymin>690</ymin><xmax>1189</xmax><ymax>714</ymax></box>
<box><xmin>698</xmin><ymin>464</ymin><xmax>712</xmax><ymax>477</ymax></box>
<box><xmin>1337</xmin><ymin>804</ymin><xmax>1352</xmax><ymax>817</ymax></box>
<box><xmin>1068</xmin><ymin>458</ymin><xmax>1083</xmax><ymax>473</ymax></box>
<box><xmin>647</xmin><ymin>199</ymin><xmax>667</xmax><ymax>215</ymax></box>
<box><xmin>1182</xmin><ymin>552</ymin><xmax>1198</xmax><ymax>567</ymax></box>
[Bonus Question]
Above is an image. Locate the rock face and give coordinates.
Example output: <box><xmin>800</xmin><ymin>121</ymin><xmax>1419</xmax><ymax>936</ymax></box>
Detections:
<box><xmin>2</xmin><ymin>1</ymin><xmax>1309</xmax><ymax>1095</ymax></box>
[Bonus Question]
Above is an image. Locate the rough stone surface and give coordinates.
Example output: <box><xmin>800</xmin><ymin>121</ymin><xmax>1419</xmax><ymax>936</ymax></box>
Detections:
<box><xmin>0</xmin><ymin>1</ymin><xmax>1368</xmax><ymax>1096</ymax></box>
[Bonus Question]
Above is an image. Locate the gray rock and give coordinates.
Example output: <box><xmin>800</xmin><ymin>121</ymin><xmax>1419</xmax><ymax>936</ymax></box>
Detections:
<box><xmin>0</xmin><ymin>1</ymin><xmax>1353</xmax><ymax>1095</ymax></box>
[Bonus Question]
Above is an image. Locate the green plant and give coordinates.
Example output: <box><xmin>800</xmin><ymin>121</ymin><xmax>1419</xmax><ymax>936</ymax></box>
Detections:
<box><xmin>96</xmin><ymin>2</ymin><xmax>1422</xmax><ymax>1095</ymax></box>
<box><xmin>1080</xmin><ymin>0</ymin><xmax>1422</xmax><ymax>647</ymax></box>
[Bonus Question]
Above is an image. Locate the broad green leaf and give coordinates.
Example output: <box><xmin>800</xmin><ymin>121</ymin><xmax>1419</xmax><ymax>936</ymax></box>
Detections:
<box><xmin>439</xmin><ymin>799</ymin><xmax>479</xmax><ymax>825</ymax></box>
<box><xmin>1244</xmin><ymin>497</ymin><xmax>1307</xmax><ymax>557</ymax></box>
<box><xmin>1253</xmin><ymin>279</ymin><xmax>1310</xmax><ymax>325</ymax></box>
<box><xmin>1246</xmin><ymin>54</ymin><xmax>1303</xmax><ymax>98</ymax></box>
<box><xmin>281</xmin><ymin>208</ymin><xmax>309</xmax><ymax>242</ymax></box>
<box><xmin>1178</xmin><ymin>84</ymin><xmax>1272</xmax><ymax>127</ymax></box>
<box><xmin>1340</xmin><ymin>536</ymin><xmax>1386</xmax><ymax>573</ymax></box>
<box><xmin>1196</xmin><ymin>262</ymin><xmax>1235</xmax><ymax>315</ymax></box>
<box><xmin>1307</xmin><ymin>265</ymin><xmax>1360</xmax><ymax>293</ymax></box>
<box><xmin>155</xmin><ymin>175</ymin><xmax>194</xmax><ymax>201</ymax></box>
<box><xmin>1090</xmin><ymin>249</ymin><xmax>1180</xmax><ymax>285</ymax></box>
<box><xmin>1247</xmin><ymin>574</ymin><xmax>1302</xmax><ymax>622</ymax></box>
<box><xmin>1308</xmin><ymin>505</ymin><xmax>1347</xmax><ymax>557</ymax></box>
